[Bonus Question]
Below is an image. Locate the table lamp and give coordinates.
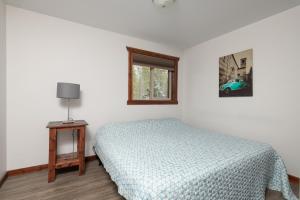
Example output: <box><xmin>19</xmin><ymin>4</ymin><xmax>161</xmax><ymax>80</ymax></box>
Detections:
<box><xmin>57</xmin><ymin>82</ymin><xmax>80</xmax><ymax>123</ymax></box>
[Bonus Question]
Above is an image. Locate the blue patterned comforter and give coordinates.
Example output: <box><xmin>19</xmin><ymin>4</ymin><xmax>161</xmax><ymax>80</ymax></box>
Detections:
<box><xmin>95</xmin><ymin>118</ymin><xmax>297</xmax><ymax>200</ymax></box>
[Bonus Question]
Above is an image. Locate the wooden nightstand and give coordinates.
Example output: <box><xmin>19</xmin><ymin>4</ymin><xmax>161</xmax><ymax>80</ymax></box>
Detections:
<box><xmin>46</xmin><ymin>120</ymin><xmax>88</xmax><ymax>183</ymax></box>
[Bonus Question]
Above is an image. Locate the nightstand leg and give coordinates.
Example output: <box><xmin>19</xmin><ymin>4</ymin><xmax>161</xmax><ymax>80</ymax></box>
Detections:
<box><xmin>78</xmin><ymin>127</ymin><xmax>86</xmax><ymax>175</ymax></box>
<box><xmin>48</xmin><ymin>128</ymin><xmax>57</xmax><ymax>182</ymax></box>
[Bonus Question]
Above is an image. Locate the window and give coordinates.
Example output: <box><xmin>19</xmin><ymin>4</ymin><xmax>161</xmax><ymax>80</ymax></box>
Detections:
<box><xmin>132</xmin><ymin>66</ymin><xmax>170</xmax><ymax>100</ymax></box>
<box><xmin>127</xmin><ymin>47</ymin><xmax>179</xmax><ymax>105</ymax></box>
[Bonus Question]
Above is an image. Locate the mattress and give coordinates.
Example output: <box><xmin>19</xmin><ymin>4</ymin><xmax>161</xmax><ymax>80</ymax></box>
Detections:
<box><xmin>94</xmin><ymin>118</ymin><xmax>297</xmax><ymax>200</ymax></box>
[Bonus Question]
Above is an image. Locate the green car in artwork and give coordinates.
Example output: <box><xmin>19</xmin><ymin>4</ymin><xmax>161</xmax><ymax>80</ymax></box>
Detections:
<box><xmin>219</xmin><ymin>79</ymin><xmax>248</xmax><ymax>94</ymax></box>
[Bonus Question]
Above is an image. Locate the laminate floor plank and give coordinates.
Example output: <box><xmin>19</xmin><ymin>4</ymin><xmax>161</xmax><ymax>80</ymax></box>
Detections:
<box><xmin>0</xmin><ymin>161</ymin><xmax>298</xmax><ymax>200</ymax></box>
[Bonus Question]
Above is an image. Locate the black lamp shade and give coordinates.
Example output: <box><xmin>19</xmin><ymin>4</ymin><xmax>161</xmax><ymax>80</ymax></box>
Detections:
<box><xmin>57</xmin><ymin>82</ymin><xmax>80</xmax><ymax>99</ymax></box>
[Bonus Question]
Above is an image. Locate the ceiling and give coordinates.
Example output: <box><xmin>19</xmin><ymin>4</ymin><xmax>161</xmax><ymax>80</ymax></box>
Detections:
<box><xmin>5</xmin><ymin>0</ymin><xmax>300</xmax><ymax>49</ymax></box>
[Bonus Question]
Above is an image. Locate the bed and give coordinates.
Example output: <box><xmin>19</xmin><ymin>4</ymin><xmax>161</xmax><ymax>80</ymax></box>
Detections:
<box><xmin>94</xmin><ymin>118</ymin><xmax>297</xmax><ymax>200</ymax></box>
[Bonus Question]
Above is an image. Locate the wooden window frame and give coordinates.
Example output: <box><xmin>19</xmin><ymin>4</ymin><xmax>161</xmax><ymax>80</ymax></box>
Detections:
<box><xmin>127</xmin><ymin>46</ymin><xmax>179</xmax><ymax>105</ymax></box>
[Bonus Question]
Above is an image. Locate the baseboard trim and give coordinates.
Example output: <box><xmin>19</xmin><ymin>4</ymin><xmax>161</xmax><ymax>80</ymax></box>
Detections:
<box><xmin>288</xmin><ymin>174</ymin><xmax>300</xmax><ymax>184</ymax></box>
<box><xmin>85</xmin><ymin>155</ymin><xmax>97</xmax><ymax>162</ymax></box>
<box><xmin>0</xmin><ymin>173</ymin><xmax>8</xmax><ymax>188</ymax></box>
<box><xmin>7</xmin><ymin>164</ymin><xmax>49</xmax><ymax>177</ymax></box>
<box><xmin>7</xmin><ymin>155</ymin><xmax>98</xmax><ymax>177</ymax></box>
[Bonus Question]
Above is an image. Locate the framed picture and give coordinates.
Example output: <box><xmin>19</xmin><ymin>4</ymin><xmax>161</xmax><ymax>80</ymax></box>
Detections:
<box><xmin>219</xmin><ymin>49</ymin><xmax>253</xmax><ymax>97</ymax></box>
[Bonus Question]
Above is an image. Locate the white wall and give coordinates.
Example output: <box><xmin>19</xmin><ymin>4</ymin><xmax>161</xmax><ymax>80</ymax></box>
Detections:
<box><xmin>0</xmin><ymin>0</ymin><xmax>6</xmax><ymax>180</ymax></box>
<box><xmin>183</xmin><ymin>6</ymin><xmax>300</xmax><ymax>177</ymax></box>
<box><xmin>6</xmin><ymin>6</ymin><xmax>183</xmax><ymax>170</ymax></box>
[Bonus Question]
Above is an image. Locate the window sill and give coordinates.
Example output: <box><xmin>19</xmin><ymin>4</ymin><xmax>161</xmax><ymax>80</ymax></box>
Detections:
<box><xmin>127</xmin><ymin>100</ymin><xmax>178</xmax><ymax>105</ymax></box>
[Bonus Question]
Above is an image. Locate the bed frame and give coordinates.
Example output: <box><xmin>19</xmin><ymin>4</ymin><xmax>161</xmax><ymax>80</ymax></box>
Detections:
<box><xmin>92</xmin><ymin>146</ymin><xmax>103</xmax><ymax>166</ymax></box>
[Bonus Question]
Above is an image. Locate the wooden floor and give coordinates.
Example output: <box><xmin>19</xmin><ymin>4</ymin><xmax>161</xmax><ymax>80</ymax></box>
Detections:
<box><xmin>0</xmin><ymin>160</ymin><xmax>298</xmax><ymax>200</ymax></box>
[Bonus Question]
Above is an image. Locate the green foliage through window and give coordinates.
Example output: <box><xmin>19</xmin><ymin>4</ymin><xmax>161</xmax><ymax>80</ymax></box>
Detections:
<box><xmin>132</xmin><ymin>65</ymin><xmax>170</xmax><ymax>100</ymax></box>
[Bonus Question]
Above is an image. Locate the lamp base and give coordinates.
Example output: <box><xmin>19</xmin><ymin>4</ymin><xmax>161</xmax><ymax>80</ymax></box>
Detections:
<box><xmin>62</xmin><ymin>120</ymin><xmax>76</xmax><ymax>124</ymax></box>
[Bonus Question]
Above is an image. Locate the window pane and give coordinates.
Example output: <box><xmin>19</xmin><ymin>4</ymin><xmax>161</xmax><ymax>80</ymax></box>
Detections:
<box><xmin>132</xmin><ymin>65</ymin><xmax>150</xmax><ymax>100</ymax></box>
<box><xmin>152</xmin><ymin>68</ymin><xmax>169</xmax><ymax>99</ymax></box>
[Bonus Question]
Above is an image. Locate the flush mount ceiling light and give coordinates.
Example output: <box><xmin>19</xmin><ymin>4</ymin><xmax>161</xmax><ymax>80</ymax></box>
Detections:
<box><xmin>152</xmin><ymin>0</ymin><xmax>176</xmax><ymax>8</ymax></box>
